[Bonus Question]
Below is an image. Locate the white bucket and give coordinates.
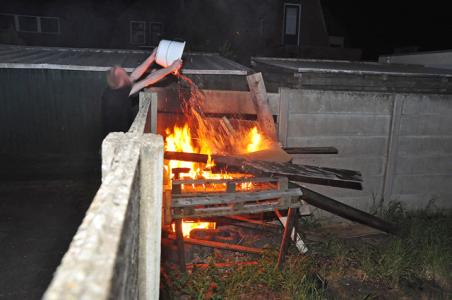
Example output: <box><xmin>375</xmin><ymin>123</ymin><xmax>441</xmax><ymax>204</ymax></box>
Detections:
<box><xmin>155</xmin><ymin>39</ymin><xmax>186</xmax><ymax>68</ymax></box>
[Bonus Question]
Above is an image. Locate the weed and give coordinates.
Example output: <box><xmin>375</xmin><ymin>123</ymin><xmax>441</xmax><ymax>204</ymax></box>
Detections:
<box><xmin>164</xmin><ymin>203</ymin><xmax>452</xmax><ymax>298</ymax></box>
<box><xmin>167</xmin><ymin>250</ymin><xmax>326</xmax><ymax>299</ymax></box>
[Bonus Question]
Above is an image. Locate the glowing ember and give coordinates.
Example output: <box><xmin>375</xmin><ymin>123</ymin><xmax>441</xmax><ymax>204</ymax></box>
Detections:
<box><xmin>172</xmin><ymin>220</ymin><xmax>216</xmax><ymax>238</ymax></box>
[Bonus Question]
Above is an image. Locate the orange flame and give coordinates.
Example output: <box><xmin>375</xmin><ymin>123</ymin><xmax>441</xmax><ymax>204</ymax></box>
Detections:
<box><xmin>166</xmin><ymin>74</ymin><xmax>274</xmax><ymax>235</ymax></box>
<box><xmin>171</xmin><ymin>221</ymin><xmax>216</xmax><ymax>238</ymax></box>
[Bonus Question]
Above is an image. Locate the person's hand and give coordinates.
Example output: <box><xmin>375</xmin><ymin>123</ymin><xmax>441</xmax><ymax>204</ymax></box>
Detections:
<box><xmin>169</xmin><ymin>59</ymin><xmax>183</xmax><ymax>75</ymax></box>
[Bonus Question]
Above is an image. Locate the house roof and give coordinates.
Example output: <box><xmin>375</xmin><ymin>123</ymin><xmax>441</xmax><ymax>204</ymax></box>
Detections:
<box><xmin>252</xmin><ymin>56</ymin><xmax>452</xmax><ymax>77</ymax></box>
<box><xmin>0</xmin><ymin>44</ymin><xmax>250</xmax><ymax>75</ymax></box>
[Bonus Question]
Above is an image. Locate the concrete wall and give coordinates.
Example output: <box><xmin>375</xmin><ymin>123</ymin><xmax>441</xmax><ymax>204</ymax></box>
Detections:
<box><xmin>278</xmin><ymin>88</ymin><xmax>452</xmax><ymax>212</ymax></box>
<box><xmin>391</xmin><ymin>94</ymin><xmax>452</xmax><ymax>208</ymax></box>
<box><xmin>379</xmin><ymin>51</ymin><xmax>452</xmax><ymax>70</ymax></box>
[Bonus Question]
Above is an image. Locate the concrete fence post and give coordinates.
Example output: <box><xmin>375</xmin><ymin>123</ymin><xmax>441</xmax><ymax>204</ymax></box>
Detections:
<box><xmin>382</xmin><ymin>95</ymin><xmax>404</xmax><ymax>201</ymax></box>
<box><xmin>138</xmin><ymin>134</ymin><xmax>164</xmax><ymax>300</ymax></box>
<box><xmin>101</xmin><ymin>132</ymin><xmax>126</xmax><ymax>182</ymax></box>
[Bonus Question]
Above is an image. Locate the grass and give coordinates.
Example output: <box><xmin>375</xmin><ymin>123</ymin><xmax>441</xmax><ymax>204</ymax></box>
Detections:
<box><xmin>163</xmin><ymin>202</ymin><xmax>452</xmax><ymax>299</ymax></box>
<box><xmin>167</xmin><ymin>250</ymin><xmax>326</xmax><ymax>299</ymax></box>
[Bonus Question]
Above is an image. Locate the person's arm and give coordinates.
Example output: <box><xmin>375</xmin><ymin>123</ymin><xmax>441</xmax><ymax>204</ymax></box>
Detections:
<box><xmin>129</xmin><ymin>48</ymin><xmax>157</xmax><ymax>82</ymax></box>
<box><xmin>129</xmin><ymin>59</ymin><xmax>182</xmax><ymax>96</ymax></box>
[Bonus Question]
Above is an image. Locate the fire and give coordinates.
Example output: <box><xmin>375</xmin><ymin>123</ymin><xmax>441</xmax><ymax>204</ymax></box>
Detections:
<box><xmin>165</xmin><ymin>123</ymin><xmax>272</xmax><ymax>236</ymax></box>
<box><xmin>165</xmin><ymin>74</ymin><xmax>275</xmax><ymax>236</ymax></box>
<box><xmin>171</xmin><ymin>220</ymin><xmax>216</xmax><ymax>238</ymax></box>
<box><xmin>246</xmin><ymin>126</ymin><xmax>264</xmax><ymax>153</ymax></box>
<box><xmin>164</xmin><ymin>124</ymin><xmax>218</xmax><ymax>180</ymax></box>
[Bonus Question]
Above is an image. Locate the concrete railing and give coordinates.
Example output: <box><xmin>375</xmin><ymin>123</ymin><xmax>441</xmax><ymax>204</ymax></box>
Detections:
<box><xmin>44</xmin><ymin>95</ymin><xmax>163</xmax><ymax>299</ymax></box>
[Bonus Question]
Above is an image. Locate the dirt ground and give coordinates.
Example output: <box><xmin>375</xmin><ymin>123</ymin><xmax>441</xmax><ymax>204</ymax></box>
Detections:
<box><xmin>0</xmin><ymin>179</ymin><xmax>99</xmax><ymax>299</ymax></box>
<box><xmin>162</xmin><ymin>212</ymin><xmax>452</xmax><ymax>299</ymax></box>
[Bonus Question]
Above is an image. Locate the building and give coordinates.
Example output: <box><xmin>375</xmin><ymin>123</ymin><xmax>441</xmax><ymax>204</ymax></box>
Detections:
<box><xmin>0</xmin><ymin>0</ymin><xmax>360</xmax><ymax>63</ymax></box>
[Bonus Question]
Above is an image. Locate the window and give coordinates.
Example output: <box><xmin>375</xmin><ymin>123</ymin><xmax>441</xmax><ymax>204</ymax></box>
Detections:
<box><xmin>283</xmin><ymin>3</ymin><xmax>301</xmax><ymax>46</ymax></box>
<box><xmin>1</xmin><ymin>14</ymin><xmax>60</xmax><ymax>34</ymax></box>
<box><xmin>40</xmin><ymin>17</ymin><xmax>59</xmax><ymax>34</ymax></box>
<box><xmin>0</xmin><ymin>14</ymin><xmax>15</xmax><ymax>31</ymax></box>
<box><xmin>130</xmin><ymin>21</ymin><xmax>146</xmax><ymax>45</ymax></box>
<box><xmin>18</xmin><ymin>15</ymin><xmax>38</xmax><ymax>32</ymax></box>
<box><xmin>149</xmin><ymin>22</ymin><xmax>163</xmax><ymax>46</ymax></box>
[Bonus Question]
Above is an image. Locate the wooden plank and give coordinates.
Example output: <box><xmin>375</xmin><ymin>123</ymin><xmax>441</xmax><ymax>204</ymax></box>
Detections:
<box><xmin>223</xmin><ymin>215</ymin><xmax>281</xmax><ymax>230</ymax></box>
<box><xmin>247</xmin><ymin>73</ymin><xmax>278</xmax><ymax>141</ymax></box>
<box><xmin>164</xmin><ymin>151</ymin><xmax>363</xmax><ymax>190</ymax></box>
<box><xmin>291</xmin><ymin>182</ymin><xmax>400</xmax><ymax>235</ymax></box>
<box><xmin>186</xmin><ymin>261</ymin><xmax>258</xmax><ymax>269</ymax></box>
<box><xmin>277</xmin><ymin>208</ymin><xmax>296</xmax><ymax>271</ymax></box>
<box><xmin>174</xmin><ymin>219</ymin><xmax>186</xmax><ymax>272</ymax></box>
<box><xmin>146</xmin><ymin>88</ymin><xmax>280</xmax><ymax>115</ymax></box>
<box><xmin>283</xmin><ymin>146</ymin><xmax>338</xmax><ymax>154</ymax></box>
<box><xmin>173</xmin><ymin>201</ymin><xmax>303</xmax><ymax>218</ymax></box>
<box><xmin>172</xmin><ymin>177</ymin><xmax>280</xmax><ymax>185</ymax></box>
<box><xmin>172</xmin><ymin>189</ymin><xmax>302</xmax><ymax>207</ymax></box>
<box><xmin>287</xmin><ymin>136</ymin><xmax>387</xmax><ymax>156</ymax></box>
<box><xmin>166</xmin><ymin>235</ymin><xmax>264</xmax><ymax>254</ymax></box>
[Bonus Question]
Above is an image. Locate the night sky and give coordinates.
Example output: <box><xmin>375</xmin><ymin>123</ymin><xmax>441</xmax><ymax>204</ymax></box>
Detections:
<box><xmin>322</xmin><ymin>1</ymin><xmax>452</xmax><ymax>60</ymax></box>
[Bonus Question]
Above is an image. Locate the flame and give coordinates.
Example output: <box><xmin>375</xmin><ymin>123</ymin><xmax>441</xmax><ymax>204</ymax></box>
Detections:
<box><xmin>246</xmin><ymin>126</ymin><xmax>264</xmax><ymax>153</ymax></box>
<box><xmin>165</xmin><ymin>74</ymin><xmax>275</xmax><ymax>236</ymax></box>
<box><xmin>172</xmin><ymin>220</ymin><xmax>216</xmax><ymax>238</ymax></box>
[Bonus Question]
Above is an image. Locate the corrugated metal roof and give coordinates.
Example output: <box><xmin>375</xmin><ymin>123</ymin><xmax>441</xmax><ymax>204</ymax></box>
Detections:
<box><xmin>252</xmin><ymin>56</ymin><xmax>452</xmax><ymax>77</ymax></box>
<box><xmin>0</xmin><ymin>44</ymin><xmax>250</xmax><ymax>75</ymax></box>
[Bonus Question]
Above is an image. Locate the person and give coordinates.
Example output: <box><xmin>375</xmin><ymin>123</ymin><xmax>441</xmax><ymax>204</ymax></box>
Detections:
<box><xmin>101</xmin><ymin>48</ymin><xmax>182</xmax><ymax>137</ymax></box>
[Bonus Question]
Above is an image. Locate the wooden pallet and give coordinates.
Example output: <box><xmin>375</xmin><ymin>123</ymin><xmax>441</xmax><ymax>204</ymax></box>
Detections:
<box><xmin>169</xmin><ymin>177</ymin><xmax>303</xmax><ymax>219</ymax></box>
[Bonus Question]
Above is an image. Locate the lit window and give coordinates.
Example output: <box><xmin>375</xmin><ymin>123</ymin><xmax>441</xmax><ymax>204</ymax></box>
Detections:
<box><xmin>283</xmin><ymin>3</ymin><xmax>301</xmax><ymax>46</ymax></box>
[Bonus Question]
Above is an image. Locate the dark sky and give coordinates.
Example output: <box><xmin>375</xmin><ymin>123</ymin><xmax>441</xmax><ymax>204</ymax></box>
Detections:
<box><xmin>322</xmin><ymin>1</ymin><xmax>452</xmax><ymax>60</ymax></box>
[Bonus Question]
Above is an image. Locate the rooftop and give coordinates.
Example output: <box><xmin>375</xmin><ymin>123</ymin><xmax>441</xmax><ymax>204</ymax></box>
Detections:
<box><xmin>252</xmin><ymin>56</ymin><xmax>452</xmax><ymax>77</ymax></box>
<box><xmin>0</xmin><ymin>44</ymin><xmax>250</xmax><ymax>75</ymax></box>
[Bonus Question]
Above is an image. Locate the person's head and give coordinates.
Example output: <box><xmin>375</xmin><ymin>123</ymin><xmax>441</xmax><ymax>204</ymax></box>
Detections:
<box><xmin>106</xmin><ymin>66</ymin><xmax>131</xmax><ymax>89</ymax></box>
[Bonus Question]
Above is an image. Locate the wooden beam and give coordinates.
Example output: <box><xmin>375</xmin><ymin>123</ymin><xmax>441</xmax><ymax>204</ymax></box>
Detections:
<box><xmin>277</xmin><ymin>208</ymin><xmax>296</xmax><ymax>271</ymax></box>
<box><xmin>283</xmin><ymin>147</ymin><xmax>338</xmax><ymax>155</ymax></box>
<box><xmin>291</xmin><ymin>182</ymin><xmax>400</xmax><ymax>235</ymax></box>
<box><xmin>172</xmin><ymin>189</ymin><xmax>302</xmax><ymax>208</ymax></box>
<box><xmin>167</xmin><ymin>235</ymin><xmax>264</xmax><ymax>254</ymax></box>
<box><xmin>174</xmin><ymin>219</ymin><xmax>186</xmax><ymax>273</ymax></box>
<box><xmin>247</xmin><ymin>72</ymin><xmax>278</xmax><ymax>141</ymax></box>
<box><xmin>186</xmin><ymin>261</ymin><xmax>258</xmax><ymax>269</ymax></box>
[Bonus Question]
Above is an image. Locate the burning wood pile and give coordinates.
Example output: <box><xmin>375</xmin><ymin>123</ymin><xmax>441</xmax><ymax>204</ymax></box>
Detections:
<box><xmin>160</xmin><ymin>73</ymin><xmax>397</xmax><ymax>272</ymax></box>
